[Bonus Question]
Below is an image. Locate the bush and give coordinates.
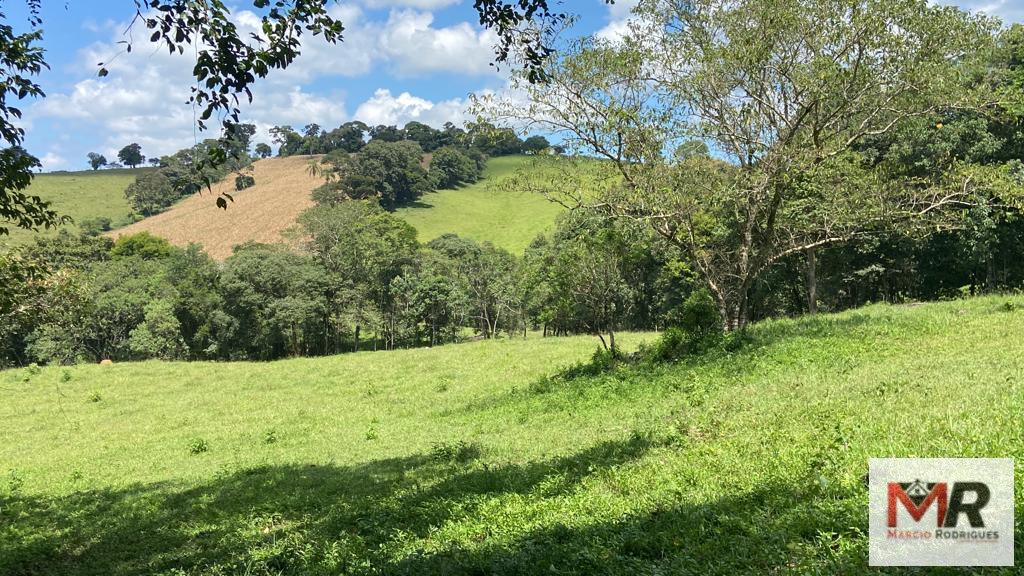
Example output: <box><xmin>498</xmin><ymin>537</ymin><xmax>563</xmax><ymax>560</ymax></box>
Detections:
<box><xmin>679</xmin><ymin>288</ymin><xmax>721</xmax><ymax>340</ymax></box>
<box><xmin>235</xmin><ymin>174</ymin><xmax>256</xmax><ymax>191</ymax></box>
<box><xmin>430</xmin><ymin>440</ymin><xmax>480</xmax><ymax>463</ymax></box>
<box><xmin>124</xmin><ymin>170</ymin><xmax>179</xmax><ymax>216</ymax></box>
<box><xmin>79</xmin><ymin>217</ymin><xmax>112</xmax><ymax>237</ymax></box>
<box><xmin>554</xmin><ymin>345</ymin><xmax>627</xmax><ymax>381</ymax></box>
<box><xmin>188</xmin><ymin>438</ymin><xmax>209</xmax><ymax>455</ymax></box>
<box><xmin>647</xmin><ymin>289</ymin><xmax>725</xmax><ymax>362</ymax></box>
<box><xmin>110</xmin><ymin>232</ymin><xmax>174</xmax><ymax>260</ymax></box>
<box><xmin>647</xmin><ymin>327</ymin><xmax>693</xmax><ymax>362</ymax></box>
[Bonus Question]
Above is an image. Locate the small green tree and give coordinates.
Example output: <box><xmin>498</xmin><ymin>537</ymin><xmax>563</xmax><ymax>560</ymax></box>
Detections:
<box><xmin>86</xmin><ymin>152</ymin><xmax>107</xmax><ymax>170</ymax></box>
<box><xmin>254</xmin><ymin>143</ymin><xmax>272</xmax><ymax>158</ymax></box>
<box><xmin>128</xmin><ymin>300</ymin><xmax>186</xmax><ymax>360</ymax></box>
<box><xmin>235</xmin><ymin>174</ymin><xmax>256</xmax><ymax>190</ymax></box>
<box><xmin>117</xmin><ymin>143</ymin><xmax>144</xmax><ymax>169</ymax></box>
<box><xmin>427</xmin><ymin>234</ymin><xmax>522</xmax><ymax>339</ymax></box>
<box><xmin>124</xmin><ymin>171</ymin><xmax>179</xmax><ymax>216</ymax></box>
<box><xmin>298</xmin><ymin>201</ymin><xmax>420</xmax><ymax>350</ymax></box>
<box><xmin>522</xmin><ymin>135</ymin><xmax>550</xmax><ymax>155</ymax></box>
<box><xmin>430</xmin><ymin>146</ymin><xmax>480</xmax><ymax>189</ymax></box>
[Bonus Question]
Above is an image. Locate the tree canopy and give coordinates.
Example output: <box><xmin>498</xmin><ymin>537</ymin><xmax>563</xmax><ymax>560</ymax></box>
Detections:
<box><xmin>117</xmin><ymin>143</ymin><xmax>145</xmax><ymax>169</ymax></box>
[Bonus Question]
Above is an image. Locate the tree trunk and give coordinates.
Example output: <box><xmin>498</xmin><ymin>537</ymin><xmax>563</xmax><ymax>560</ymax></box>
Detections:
<box><xmin>354</xmin><ymin>324</ymin><xmax>360</xmax><ymax>353</ymax></box>
<box><xmin>806</xmin><ymin>247</ymin><xmax>818</xmax><ymax>315</ymax></box>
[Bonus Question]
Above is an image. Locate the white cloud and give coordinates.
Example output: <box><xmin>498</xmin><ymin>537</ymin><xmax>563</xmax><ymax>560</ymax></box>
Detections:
<box><xmin>595</xmin><ymin>0</ymin><xmax>640</xmax><ymax>42</ymax></box>
<box><xmin>361</xmin><ymin>0</ymin><xmax>461</xmax><ymax>9</ymax></box>
<box><xmin>354</xmin><ymin>88</ymin><xmax>469</xmax><ymax>126</ymax></box>
<box><xmin>947</xmin><ymin>0</ymin><xmax>1024</xmax><ymax>23</ymax></box>
<box><xmin>27</xmin><ymin>3</ymin><xmax>503</xmax><ymax>163</ymax></box>
<box><xmin>34</xmin><ymin>32</ymin><xmax>349</xmax><ymax>160</ymax></box>
<box><xmin>39</xmin><ymin>152</ymin><xmax>65</xmax><ymax>171</ymax></box>
<box><xmin>377</xmin><ymin>10</ymin><xmax>498</xmax><ymax>76</ymax></box>
<box><xmin>251</xmin><ymin>4</ymin><xmax>380</xmax><ymax>83</ymax></box>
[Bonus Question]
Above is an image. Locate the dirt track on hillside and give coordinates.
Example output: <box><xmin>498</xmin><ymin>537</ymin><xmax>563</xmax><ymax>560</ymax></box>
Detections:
<box><xmin>110</xmin><ymin>156</ymin><xmax>324</xmax><ymax>260</ymax></box>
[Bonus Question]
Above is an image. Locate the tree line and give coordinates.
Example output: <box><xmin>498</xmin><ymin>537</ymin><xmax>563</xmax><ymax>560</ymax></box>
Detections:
<box><xmin>108</xmin><ymin>120</ymin><xmax>555</xmax><ymax>219</ymax></box>
<box><xmin>0</xmin><ymin>197</ymin><xmax>674</xmax><ymax>366</ymax></box>
<box><xmin>268</xmin><ymin>120</ymin><xmax>554</xmax><ymax>158</ymax></box>
<box><xmin>7</xmin><ymin>1</ymin><xmax>1024</xmax><ymax>367</ymax></box>
<box><xmin>6</xmin><ymin>164</ymin><xmax>1024</xmax><ymax>368</ymax></box>
<box><xmin>86</xmin><ymin>143</ymin><xmax>151</xmax><ymax>171</ymax></box>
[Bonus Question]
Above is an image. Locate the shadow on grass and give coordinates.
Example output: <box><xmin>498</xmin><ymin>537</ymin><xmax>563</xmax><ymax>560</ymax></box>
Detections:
<box><xmin>4</xmin><ymin>432</ymin><xmax>1006</xmax><ymax>576</ymax></box>
<box><xmin>1</xmin><ymin>435</ymin><xmax>655</xmax><ymax>576</ymax></box>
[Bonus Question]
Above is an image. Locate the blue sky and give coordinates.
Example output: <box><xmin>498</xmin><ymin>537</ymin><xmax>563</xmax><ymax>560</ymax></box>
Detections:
<box><xmin>7</xmin><ymin>0</ymin><xmax>1022</xmax><ymax>172</ymax></box>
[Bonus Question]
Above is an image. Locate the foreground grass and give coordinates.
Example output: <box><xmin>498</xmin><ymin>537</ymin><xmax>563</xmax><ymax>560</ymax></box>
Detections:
<box><xmin>1</xmin><ymin>169</ymin><xmax>149</xmax><ymax>247</ymax></box>
<box><xmin>2</xmin><ymin>297</ymin><xmax>1024</xmax><ymax>575</ymax></box>
<box><xmin>397</xmin><ymin>155</ymin><xmax>564</xmax><ymax>254</ymax></box>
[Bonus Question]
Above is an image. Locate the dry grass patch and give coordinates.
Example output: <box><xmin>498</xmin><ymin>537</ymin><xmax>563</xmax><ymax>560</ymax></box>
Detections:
<box><xmin>109</xmin><ymin>156</ymin><xmax>324</xmax><ymax>259</ymax></box>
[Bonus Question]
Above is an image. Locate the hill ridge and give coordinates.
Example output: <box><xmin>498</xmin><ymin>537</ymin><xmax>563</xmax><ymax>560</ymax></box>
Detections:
<box><xmin>110</xmin><ymin>155</ymin><xmax>324</xmax><ymax>259</ymax></box>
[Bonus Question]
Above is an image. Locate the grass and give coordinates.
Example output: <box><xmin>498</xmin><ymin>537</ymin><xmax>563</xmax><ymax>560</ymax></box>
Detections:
<box><xmin>2</xmin><ymin>296</ymin><xmax>1024</xmax><ymax>574</ymax></box>
<box><xmin>1</xmin><ymin>168</ymin><xmax>149</xmax><ymax>247</ymax></box>
<box><xmin>397</xmin><ymin>155</ymin><xmax>565</xmax><ymax>254</ymax></box>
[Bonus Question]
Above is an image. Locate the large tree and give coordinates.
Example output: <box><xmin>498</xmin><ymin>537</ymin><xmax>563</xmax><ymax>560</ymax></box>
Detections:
<box><xmin>86</xmin><ymin>152</ymin><xmax>107</xmax><ymax>171</ymax></box>
<box><xmin>117</xmin><ymin>143</ymin><xmax>144</xmax><ymax>169</ymax></box>
<box><xmin>314</xmin><ymin>140</ymin><xmax>434</xmax><ymax>209</ymax></box>
<box><xmin>484</xmin><ymin>0</ymin><xmax>1020</xmax><ymax>330</ymax></box>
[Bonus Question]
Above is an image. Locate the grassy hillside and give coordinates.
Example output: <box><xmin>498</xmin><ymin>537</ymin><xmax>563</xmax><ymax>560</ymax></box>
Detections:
<box><xmin>42</xmin><ymin>155</ymin><xmax>563</xmax><ymax>258</ymax></box>
<box><xmin>397</xmin><ymin>155</ymin><xmax>564</xmax><ymax>254</ymax></box>
<box><xmin>3</xmin><ymin>297</ymin><xmax>1024</xmax><ymax>575</ymax></box>
<box><xmin>1</xmin><ymin>169</ymin><xmax>148</xmax><ymax>247</ymax></box>
<box><xmin>110</xmin><ymin>156</ymin><xmax>324</xmax><ymax>259</ymax></box>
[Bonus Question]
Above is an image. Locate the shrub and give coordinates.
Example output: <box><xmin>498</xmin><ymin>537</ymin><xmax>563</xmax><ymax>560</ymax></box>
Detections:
<box><xmin>430</xmin><ymin>440</ymin><xmax>480</xmax><ymax>463</ymax></box>
<box><xmin>188</xmin><ymin>438</ymin><xmax>209</xmax><ymax>454</ymax></box>
<box><xmin>365</xmin><ymin>419</ymin><xmax>380</xmax><ymax>441</ymax></box>
<box><xmin>124</xmin><ymin>170</ymin><xmax>179</xmax><ymax>216</ymax></box>
<box><xmin>235</xmin><ymin>174</ymin><xmax>256</xmax><ymax>191</ymax></box>
<box><xmin>552</xmin><ymin>346</ymin><xmax>628</xmax><ymax>382</ymax></box>
<box><xmin>110</xmin><ymin>232</ymin><xmax>174</xmax><ymax>260</ymax></box>
<box><xmin>647</xmin><ymin>327</ymin><xmax>693</xmax><ymax>362</ymax></box>
<box><xmin>79</xmin><ymin>217</ymin><xmax>113</xmax><ymax>237</ymax></box>
<box><xmin>679</xmin><ymin>288</ymin><xmax>721</xmax><ymax>340</ymax></box>
<box><xmin>647</xmin><ymin>290</ymin><xmax>726</xmax><ymax>362</ymax></box>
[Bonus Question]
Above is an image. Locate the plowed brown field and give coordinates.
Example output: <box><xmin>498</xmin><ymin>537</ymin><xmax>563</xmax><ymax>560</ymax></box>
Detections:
<box><xmin>109</xmin><ymin>155</ymin><xmax>324</xmax><ymax>259</ymax></box>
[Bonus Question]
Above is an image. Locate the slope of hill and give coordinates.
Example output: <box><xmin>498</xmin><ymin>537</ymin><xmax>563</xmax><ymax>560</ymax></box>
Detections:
<box><xmin>110</xmin><ymin>156</ymin><xmax>324</xmax><ymax>259</ymax></box>
<box><xmin>397</xmin><ymin>155</ymin><xmax>564</xmax><ymax>254</ymax></box>
<box><xmin>3</xmin><ymin>296</ymin><xmax>1023</xmax><ymax>575</ymax></box>
<box><xmin>1</xmin><ymin>168</ymin><xmax>149</xmax><ymax>247</ymax></box>
<box><xmin>105</xmin><ymin>155</ymin><xmax>564</xmax><ymax>259</ymax></box>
